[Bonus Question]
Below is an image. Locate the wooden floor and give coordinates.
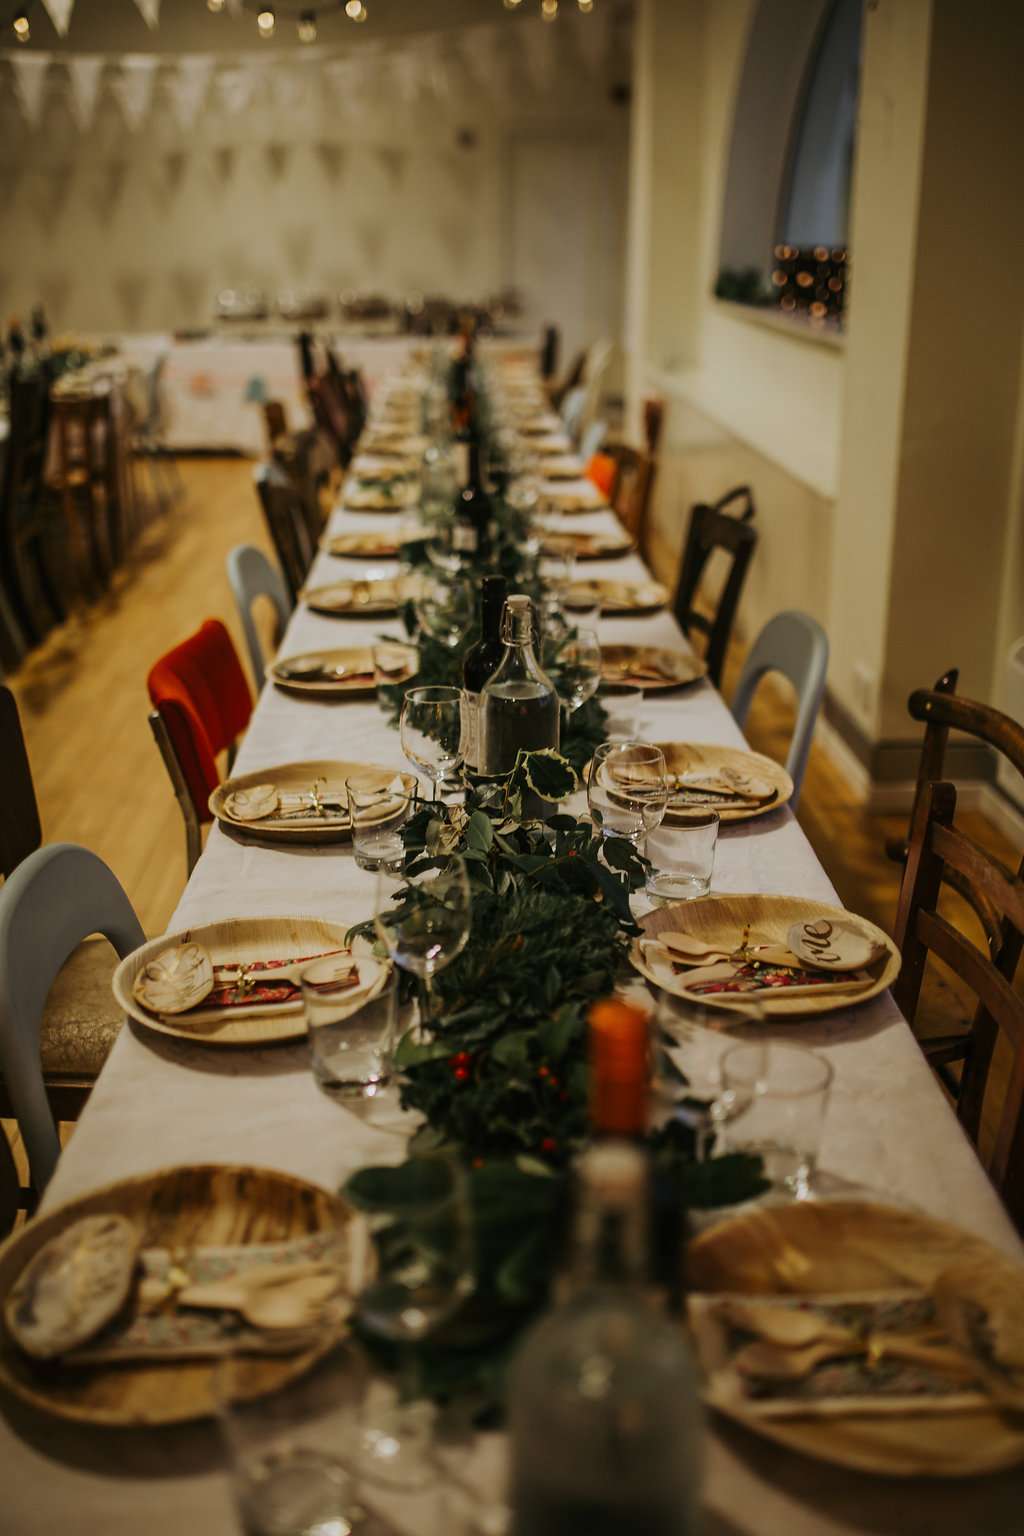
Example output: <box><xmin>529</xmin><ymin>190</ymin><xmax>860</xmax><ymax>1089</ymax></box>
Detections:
<box><xmin>4</xmin><ymin>455</ymin><xmax>1017</xmax><ymax>1186</ymax></box>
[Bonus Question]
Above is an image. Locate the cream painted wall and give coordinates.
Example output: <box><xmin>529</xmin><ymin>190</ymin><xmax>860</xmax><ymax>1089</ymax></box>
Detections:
<box><xmin>0</xmin><ymin>44</ymin><xmax>629</xmax><ymax>363</ymax></box>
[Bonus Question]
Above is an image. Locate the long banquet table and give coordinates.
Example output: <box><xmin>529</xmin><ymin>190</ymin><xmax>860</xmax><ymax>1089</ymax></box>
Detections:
<box><xmin>3</xmin><ymin>451</ymin><xmax>1024</xmax><ymax>1531</ymax></box>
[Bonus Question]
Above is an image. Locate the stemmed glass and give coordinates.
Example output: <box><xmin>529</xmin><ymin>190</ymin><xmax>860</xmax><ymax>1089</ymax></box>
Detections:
<box><xmin>374</xmin><ymin>856</ymin><xmax>471</xmax><ymax>1025</ymax></box>
<box><xmin>400</xmin><ymin>685</ymin><xmax>466</xmax><ymax>800</ymax></box>
<box><xmin>355</xmin><ymin>1150</ymin><xmax>476</xmax><ymax>1489</ymax></box>
<box><xmin>587</xmin><ymin>740</ymin><xmax>669</xmax><ymax>853</ymax></box>
<box><xmin>550</xmin><ymin>628</ymin><xmax>602</xmax><ymax>717</ymax></box>
<box><xmin>415</xmin><ymin>575</ymin><xmax>474</xmax><ymax>650</ymax></box>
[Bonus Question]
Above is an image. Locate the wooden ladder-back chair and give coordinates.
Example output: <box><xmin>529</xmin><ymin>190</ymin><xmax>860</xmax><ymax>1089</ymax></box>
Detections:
<box><xmin>147</xmin><ymin>620</ymin><xmax>253</xmax><ymax>875</ymax></box>
<box><xmin>254</xmin><ymin>460</ymin><xmax>315</xmax><ymax>604</ymax></box>
<box><xmin>672</xmin><ymin>486</ymin><xmax>758</xmax><ymax>689</ymax></box>
<box><xmin>611</xmin><ymin>446</ymin><xmax>656</xmax><ymax>554</ymax></box>
<box><xmin>0</xmin><ymin>367</ymin><xmax>65</xmax><ymax>647</ymax></box>
<box><xmin>894</xmin><ymin>775</ymin><xmax>1024</xmax><ymax>1226</ymax></box>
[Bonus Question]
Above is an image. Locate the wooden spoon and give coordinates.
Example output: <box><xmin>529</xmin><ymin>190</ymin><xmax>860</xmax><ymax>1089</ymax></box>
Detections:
<box><xmin>735</xmin><ymin>1334</ymin><xmax>976</xmax><ymax>1383</ymax></box>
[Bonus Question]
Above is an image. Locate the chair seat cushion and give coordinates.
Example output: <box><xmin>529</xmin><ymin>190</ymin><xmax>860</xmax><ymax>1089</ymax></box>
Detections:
<box><xmin>38</xmin><ymin>939</ymin><xmax>122</xmax><ymax>1080</ymax></box>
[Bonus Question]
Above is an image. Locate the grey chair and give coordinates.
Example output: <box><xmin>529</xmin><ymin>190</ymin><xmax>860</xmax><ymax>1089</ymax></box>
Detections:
<box><xmin>579</xmin><ymin>418</ymin><xmax>608</xmax><ymax>461</ymax></box>
<box><xmin>227</xmin><ymin>544</ymin><xmax>292</xmax><ymax>688</ymax></box>
<box><xmin>731</xmin><ymin>610</ymin><xmax>829</xmax><ymax>809</ymax></box>
<box><xmin>0</xmin><ymin>843</ymin><xmax>144</xmax><ymax>1202</ymax></box>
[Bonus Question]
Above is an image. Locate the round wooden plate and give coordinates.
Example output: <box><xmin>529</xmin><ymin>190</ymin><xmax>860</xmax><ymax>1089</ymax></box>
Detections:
<box><xmin>301</xmin><ymin>577</ymin><xmax>407</xmax><ymax>618</ymax></box>
<box><xmin>342</xmin><ymin>485</ymin><xmax>419</xmax><ymax>514</ymax></box>
<box><xmin>541</xmin><ymin>530</ymin><xmax>634</xmax><ymax>561</ymax></box>
<box><xmin>269</xmin><ymin>648</ymin><xmax>380</xmax><ymax>697</ymax></box>
<box><xmin>0</xmin><ymin>1165</ymin><xmax>359</xmax><ymax>1427</ymax></box>
<box><xmin>325</xmin><ymin>532</ymin><xmax>402</xmax><ymax>559</ymax></box>
<box><xmin>633</xmin><ymin>894</ymin><xmax>900</xmax><ymax>1017</ymax></box>
<box><xmin>565</xmin><ymin>579</ymin><xmax>669</xmax><ymax>615</ymax></box>
<box><xmin>539</xmin><ymin>489</ymin><xmax>608</xmax><ymax>516</ymax></box>
<box><xmin>688</xmin><ymin>1200</ymin><xmax>1024</xmax><ymax>1477</ymax></box>
<box><xmin>210</xmin><ymin>760</ymin><xmax>416</xmax><ymax>845</ymax></box>
<box><xmin>655</xmin><ymin>743</ymin><xmax>793</xmax><ymax>822</ymax></box>
<box><xmin>600</xmin><ymin>646</ymin><xmax>707</xmax><ymax>692</ymax></box>
<box><xmin>113</xmin><ymin>915</ymin><xmax>380</xmax><ymax>1046</ymax></box>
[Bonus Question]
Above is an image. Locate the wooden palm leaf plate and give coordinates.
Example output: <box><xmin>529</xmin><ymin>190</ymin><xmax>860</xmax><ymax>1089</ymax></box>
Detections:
<box><xmin>541</xmin><ymin>530</ymin><xmax>634</xmax><ymax>561</ymax></box>
<box><xmin>210</xmin><ymin>760</ymin><xmax>416</xmax><ymax>845</ymax></box>
<box><xmin>688</xmin><ymin>1200</ymin><xmax>1024</xmax><ymax>1477</ymax></box>
<box><xmin>654</xmin><ymin>743</ymin><xmax>793</xmax><ymax>822</ymax></box>
<box><xmin>0</xmin><ymin>1165</ymin><xmax>359</xmax><ymax>1427</ymax></box>
<box><xmin>565</xmin><ymin>579</ymin><xmax>669</xmax><ymax>615</ymax></box>
<box><xmin>113</xmin><ymin>915</ymin><xmax>383</xmax><ymax>1045</ymax></box>
<box><xmin>325</xmin><ymin>532</ymin><xmax>401</xmax><ymax>559</ymax></box>
<box><xmin>269</xmin><ymin>648</ymin><xmax>386</xmax><ymax>697</ymax></box>
<box><xmin>600</xmin><ymin>647</ymin><xmax>707</xmax><ymax>692</ymax></box>
<box><xmin>633</xmin><ymin>894</ymin><xmax>900</xmax><ymax>1018</ymax></box>
<box><xmin>301</xmin><ymin>577</ymin><xmax>409</xmax><ymax>618</ymax></box>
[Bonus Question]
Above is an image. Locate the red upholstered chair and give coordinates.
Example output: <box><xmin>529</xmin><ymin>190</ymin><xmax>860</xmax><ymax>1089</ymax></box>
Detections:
<box><xmin>147</xmin><ymin>619</ymin><xmax>252</xmax><ymax>874</ymax></box>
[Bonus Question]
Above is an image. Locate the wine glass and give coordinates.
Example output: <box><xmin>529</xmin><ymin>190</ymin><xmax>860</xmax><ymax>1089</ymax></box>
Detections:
<box><xmin>551</xmin><ymin>628</ymin><xmax>602</xmax><ymax>716</ymax></box>
<box><xmin>374</xmin><ymin>856</ymin><xmax>471</xmax><ymax>1024</ymax></box>
<box><xmin>653</xmin><ymin>992</ymin><xmax>765</xmax><ymax>1162</ymax></box>
<box><xmin>415</xmin><ymin>575</ymin><xmax>474</xmax><ymax>650</ymax></box>
<box><xmin>355</xmin><ymin>1150</ymin><xmax>475</xmax><ymax>1488</ymax></box>
<box><xmin>400</xmin><ymin>685</ymin><xmax>466</xmax><ymax>800</ymax></box>
<box><xmin>588</xmin><ymin>740</ymin><xmax>668</xmax><ymax>852</ymax></box>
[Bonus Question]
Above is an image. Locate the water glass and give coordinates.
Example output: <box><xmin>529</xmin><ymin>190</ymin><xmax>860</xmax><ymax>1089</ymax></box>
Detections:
<box><xmin>216</xmin><ymin>1346</ymin><xmax>365</xmax><ymax>1536</ymax></box>
<box><xmin>588</xmin><ymin>740</ymin><xmax>668</xmax><ymax>849</ymax></box>
<box><xmin>400</xmin><ymin>685</ymin><xmax>466</xmax><ymax>798</ymax></box>
<box><xmin>599</xmin><ymin>684</ymin><xmax>644</xmax><ymax>741</ymax></box>
<box><xmin>654</xmin><ymin>993</ymin><xmax>765</xmax><ymax>1159</ymax></box>
<box><xmin>645</xmin><ymin>811</ymin><xmax>719</xmax><ymax>902</ymax></box>
<box><xmin>717</xmin><ymin>1040</ymin><xmax>834</xmax><ymax>1199</ymax></box>
<box><xmin>301</xmin><ymin>960</ymin><xmax>397</xmax><ymax>1101</ymax></box>
<box><xmin>346</xmin><ymin>777</ymin><xmax>410</xmax><ymax>873</ymax></box>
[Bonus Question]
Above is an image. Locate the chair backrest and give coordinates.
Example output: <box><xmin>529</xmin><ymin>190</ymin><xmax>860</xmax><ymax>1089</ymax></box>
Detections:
<box><xmin>227</xmin><ymin>544</ymin><xmax>293</xmax><ymax>688</ymax></box>
<box><xmin>0</xmin><ymin>843</ymin><xmax>144</xmax><ymax>1195</ymax></box>
<box><xmin>893</xmin><ymin>779</ymin><xmax>1024</xmax><ymax>1225</ymax></box>
<box><xmin>673</xmin><ymin>489</ymin><xmax>759</xmax><ymax>689</ymax></box>
<box><xmin>147</xmin><ymin>618</ymin><xmax>252</xmax><ymax>827</ymax></box>
<box><xmin>263</xmin><ymin>399</ymin><xmax>289</xmax><ymax>452</ymax></box>
<box><xmin>643</xmin><ymin>395</ymin><xmax>665</xmax><ymax>458</ymax></box>
<box><xmin>611</xmin><ymin>446</ymin><xmax>656</xmax><ymax>551</ymax></box>
<box><xmin>540</xmin><ymin>324</ymin><xmax>560</xmax><ymax>381</ymax></box>
<box><xmin>550</xmin><ymin>348</ymin><xmax>586</xmax><ymax>411</ymax></box>
<box><xmin>253</xmin><ymin>460</ymin><xmax>315</xmax><ymax>604</ymax></box>
<box><xmin>730</xmin><ymin>611</ymin><xmax>829</xmax><ymax>807</ymax></box>
<box><xmin>1</xmin><ymin>368</ymin><xmax>51</xmax><ymax>532</ymax></box>
<box><xmin>0</xmin><ymin>686</ymin><xmax>42</xmax><ymax>878</ymax></box>
<box><xmin>579</xmin><ymin>418</ymin><xmax>608</xmax><ymax>462</ymax></box>
<box><xmin>560</xmin><ymin>384</ymin><xmax>587</xmax><ymax>441</ymax></box>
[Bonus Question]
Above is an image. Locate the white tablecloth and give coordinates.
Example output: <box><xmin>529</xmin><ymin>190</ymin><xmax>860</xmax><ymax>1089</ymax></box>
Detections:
<box><xmin>106</xmin><ymin>335</ymin><xmax>535</xmax><ymax>456</ymax></box>
<box><xmin>2</xmin><ymin>484</ymin><xmax>1022</xmax><ymax>1533</ymax></box>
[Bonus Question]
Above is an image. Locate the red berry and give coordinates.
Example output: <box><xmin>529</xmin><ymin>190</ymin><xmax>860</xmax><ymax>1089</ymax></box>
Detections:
<box><xmin>454</xmin><ymin>1065</ymin><xmax>470</xmax><ymax>1082</ymax></box>
<box><xmin>472</xmin><ymin>1156</ymin><xmax>485</xmax><ymax>1169</ymax></box>
<box><xmin>541</xmin><ymin>1136</ymin><xmax>557</xmax><ymax>1154</ymax></box>
<box><xmin>547</xmin><ymin>1075</ymin><xmax>559</xmax><ymax>1090</ymax></box>
<box><xmin>448</xmin><ymin>1050</ymin><xmax>471</xmax><ymax>1069</ymax></box>
<box><xmin>537</xmin><ymin>1064</ymin><xmax>549</xmax><ymax>1078</ymax></box>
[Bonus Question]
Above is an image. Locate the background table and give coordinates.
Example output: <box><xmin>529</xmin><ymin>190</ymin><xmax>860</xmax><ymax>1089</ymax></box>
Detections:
<box><xmin>2</xmin><ymin>492</ymin><xmax>1022</xmax><ymax>1533</ymax></box>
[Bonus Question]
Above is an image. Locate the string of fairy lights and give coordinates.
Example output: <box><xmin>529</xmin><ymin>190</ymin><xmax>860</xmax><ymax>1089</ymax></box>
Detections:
<box><xmin>6</xmin><ymin>0</ymin><xmax>596</xmax><ymax>47</ymax></box>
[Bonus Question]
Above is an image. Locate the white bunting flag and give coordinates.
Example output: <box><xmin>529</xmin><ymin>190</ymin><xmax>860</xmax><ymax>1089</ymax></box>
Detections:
<box><xmin>389</xmin><ymin>51</ymin><xmax>420</xmax><ymax>107</ymax></box>
<box><xmin>522</xmin><ymin>20</ymin><xmax>557</xmax><ymax>94</ymax></box>
<box><xmin>170</xmin><ymin>55</ymin><xmax>214</xmax><ymax>132</ymax></box>
<box><xmin>132</xmin><ymin>0</ymin><xmax>161</xmax><ymax>27</ymax></box>
<box><xmin>66</xmin><ymin>56</ymin><xmax>105</xmax><ymax>131</ymax></box>
<box><xmin>460</xmin><ymin>24</ymin><xmax>506</xmax><ymax>101</ymax></box>
<box><xmin>40</xmin><ymin>0</ymin><xmax>75</xmax><ymax>37</ymax></box>
<box><xmin>218</xmin><ymin>62</ymin><xmax>260</xmax><ymax>116</ymax></box>
<box><xmin>11</xmin><ymin>55</ymin><xmax>52</xmax><ymax>128</ymax></box>
<box><xmin>113</xmin><ymin>55</ymin><xmax>158</xmax><ymax>131</ymax></box>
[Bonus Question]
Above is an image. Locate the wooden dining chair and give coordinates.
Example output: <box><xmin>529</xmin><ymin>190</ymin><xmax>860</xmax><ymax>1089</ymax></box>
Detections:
<box><xmin>0</xmin><ymin>685</ymin><xmax>134</xmax><ymax>1156</ymax></box>
<box><xmin>893</xmin><ymin>777</ymin><xmax>1024</xmax><ymax>1227</ymax></box>
<box><xmin>672</xmin><ymin>487</ymin><xmax>759</xmax><ymax>689</ymax></box>
<box><xmin>147</xmin><ymin>619</ymin><xmax>253</xmax><ymax>875</ymax></box>
<box><xmin>610</xmin><ymin>446</ymin><xmax>657</xmax><ymax>554</ymax></box>
<box><xmin>0</xmin><ymin>843</ymin><xmax>144</xmax><ymax>1205</ymax></box>
<box><xmin>253</xmin><ymin>460</ymin><xmax>315</xmax><ymax>605</ymax></box>
<box><xmin>0</xmin><ymin>367</ymin><xmax>66</xmax><ymax>647</ymax></box>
